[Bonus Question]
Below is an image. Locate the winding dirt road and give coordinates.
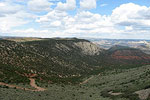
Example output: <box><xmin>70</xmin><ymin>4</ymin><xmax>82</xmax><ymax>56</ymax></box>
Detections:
<box><xmin>0</xmin><ymin>77</ymin><xmax>46</xmax><ymax>91</ymax></box>
<box><xmin>29</xmin><ymin>78</ymin><xmax>46</xmax><ymax>91</ymax></box>
<box><xmin>79</xmin><ymin>73</ymin><xmax>101</xmax><ymax>85</ymax></box>
<box><xmin>79</xmin><ymin>76</ymin><xmax>94</xmax><ymax>85</ymax></box>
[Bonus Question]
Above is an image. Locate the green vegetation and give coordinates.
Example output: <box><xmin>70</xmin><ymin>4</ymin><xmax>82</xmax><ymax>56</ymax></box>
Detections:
<box><xmin>0</xmin><ymin>64</ymin><xmax>29</xmax><ymax>84</ymax></box>
<box><xmin>0</xmin><ymin>38</ymin><xmax>150</xmax><ymax>100</ymax></box>
<box><xmin>0</xmin><ymin>38</ymin><xmax>103</xmax><ymax>84</ymax></box>
<box><xmin>1</xmin><ymin>65</ymin><xmax>150</xmax><ymax>100</ymax></box>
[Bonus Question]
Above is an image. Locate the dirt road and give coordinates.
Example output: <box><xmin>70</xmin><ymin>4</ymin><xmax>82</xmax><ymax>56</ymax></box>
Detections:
<box><xmin>79</xmin><ymin>76</ymin><xmax>94</xmax><ymax>85</ymax></box>
<box><xmin>0</xmin><ymin>78</ymin><xmax>46</xmax><ymax>91</ymax></box>
<box><xmin>79</xmin><ymin>73</ymin><xmax>101</xmax><ymax>85</ymax></box>
<box><xmin>29</xmin><ymin>78</ymin><xmax>46</xmax><ymax>91</ymax></box>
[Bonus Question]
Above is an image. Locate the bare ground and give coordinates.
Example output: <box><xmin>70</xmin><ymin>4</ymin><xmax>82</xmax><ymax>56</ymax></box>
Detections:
<box><xmin>0</xmin><ymin>75</ymin><xmax>46</xmax><ymax>92</ymax></box>
<box><xmin>135</xmin><ymin>88</ymin><xmax>150</xmax><ymax>100</ymax></box>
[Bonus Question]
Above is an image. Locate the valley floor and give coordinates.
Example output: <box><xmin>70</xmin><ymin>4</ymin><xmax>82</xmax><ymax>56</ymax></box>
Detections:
<box><xmin>1</xmin><ymin>65</ymin><xmax>150</xmax><ymax>100</ymax></box>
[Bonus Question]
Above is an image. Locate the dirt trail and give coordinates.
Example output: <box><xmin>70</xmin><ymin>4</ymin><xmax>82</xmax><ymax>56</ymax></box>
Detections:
<box><xmin>29</xmin><ymin>78</ymin><xmax>46</xmax><ymax>91</ymax></box>
<box><xmin>135</xmin><ymin>88</ymin><xmax>150</xmax><ymax>100</ymax></box>
<box><xmin>0</xmin><ymin>76</ymin><xmax>46</xmax><ymax>91</ymax></box>
<box><xmin>0</xmin><ymin>82</ymin><xmax>31</xmax><ymax>91</ymax></box>
<box><xmin>108</xmin><ymin>91</ymin><xmax>122</xmax><ymax>96</ymax></box>
<box><xmin>79</xmin><ymin>73</ymin><xmax>101</xmax><ymax>85</ymax></box>
<box><xmin>79</xmin><ymin>76</ymin><xmax>94</xmax><ymax>85</ymax></box>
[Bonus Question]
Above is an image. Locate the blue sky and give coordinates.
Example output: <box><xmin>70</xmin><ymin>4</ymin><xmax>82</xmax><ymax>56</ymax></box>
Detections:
<box><xmin>0</xmin><ymin>0</ymin><xmax>150</xmax><ymax>39</ymax></box>
<box><xmin>95</xmin><ymin>0</ymin><xmax>150</xmax><ymax>15</ymax></box>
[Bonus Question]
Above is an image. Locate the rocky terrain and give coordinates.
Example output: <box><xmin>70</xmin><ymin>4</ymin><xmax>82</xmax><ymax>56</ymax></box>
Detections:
<box><xmin>0</xmin><ymin>37</ymin><xmax>150</xmax><ymax>100</ymax></box>
<box><xmin>0</xmin><ymin>38</ymin><xmax>106</xmax><ymax>84</ymax></box>
<box><xmin>106</xmin><ymin>45</ymin><xmax>150</xmax><ymax>65</ymax></box>
<box><xmin>89</xmin><ymin>38</ymin><xmax>150</xmax><ymax>52</ymax></box>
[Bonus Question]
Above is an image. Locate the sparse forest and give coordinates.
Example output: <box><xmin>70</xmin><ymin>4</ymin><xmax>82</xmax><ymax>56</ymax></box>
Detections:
<box><xmin>0</xmin><ymin>38</ymin><xmax>150</xmax><ymax>100</ymax></box>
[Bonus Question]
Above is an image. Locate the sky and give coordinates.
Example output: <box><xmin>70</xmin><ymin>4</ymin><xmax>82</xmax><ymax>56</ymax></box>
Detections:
<box><xmin>0</xmin><ymin>0</ymin><xmax>150</xmax><ymax>39</ymax></box>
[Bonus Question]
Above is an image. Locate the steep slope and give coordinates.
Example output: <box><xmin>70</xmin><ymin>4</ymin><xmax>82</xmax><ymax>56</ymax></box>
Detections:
<box><xmin>0</xmin><ymin>38</ymin><xmax>104</xmax><ymax>84</ymax></box>
<box><xmin>0</xmin><ymin>39</ymin><xmax>150</xmax><ymax>85</ymax></box>
<box><xmin>106</xmin><ymin>45</ymin><xmax>150</xmax><ymax>65</ymax></box>
<box><xmin>136</xmin><ymin>44</ymin><xmax>150</xmax><ymax>54</ymax></box>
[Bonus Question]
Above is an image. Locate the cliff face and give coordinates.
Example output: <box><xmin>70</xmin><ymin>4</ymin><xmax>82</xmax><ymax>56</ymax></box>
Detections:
<box><xmin>50</xmin><ymin>40</ymin><xmax>103</xmax><ymax>56</ymax></box>
<box><xmin>137</xmin><ymin>45</ymin><xmax>150</xmax><ymax>55</ymax></box>
<box><xmin>74</xmin><ymin>41</ymin><xmax>103</xmax><ymax>55</ymax></box>
<box><xmin>106</xmin><ymin>45</ymin><xmax>150</xmax><ymax>65</ymax></box>
<box><xmin>111</xmin><ymin>50</ymin><xmax>150</xmax><ymax>60</ymax></box>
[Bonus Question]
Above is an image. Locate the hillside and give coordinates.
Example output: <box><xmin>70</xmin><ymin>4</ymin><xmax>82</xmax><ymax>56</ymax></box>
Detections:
<box><xmin>1</xmin><ymin>39</ymin><xmax>150</xmax><ymax>84</ymax></box>
<box><xmin>105</xmin><ymin>45</ymin><xmax>150</xmax><ymax>65</ymax></box>
<box><xmin>2</xmin><ymin>64</ymin><xmax>150</xmax><ymax>100</ymax></box>
<box><xmin>0</xmin><ymin>38</ymin><xmax>104</xmax><ymax>84</ymax></box>
<box><xmin>1</xmin><ymin>38</ymin><xmax>150</xmax><ymax>100</ymax></box>
<box><xmin>137</xmin><ymin>45</ymin><xmax>150</xmax><ymax>54</ymax></box>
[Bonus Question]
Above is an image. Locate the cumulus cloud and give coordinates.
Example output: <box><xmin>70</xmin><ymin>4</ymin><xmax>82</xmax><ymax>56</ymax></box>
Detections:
<box><xmin>0</xmin><ymin>0</ymin><xmax>33</xmax><ymax>32</ymax></box>
<box><xmin>50</xmin><ymin>21</ymin><xmax>62</xmax><ymax>27</ymax></box>
<box><xmin>28</xmin><ymin>0</ymin><xmax>53</xmax><ymax>12</ymax></box>
<box><xmin>36</xmin><ymin>10</ymin><xmax>116</xmax><ymax>37</ymax></box>
<box><xmin>8</xmin><ymin>28</ymin><xmax>74</xmax><ymax>38</ymax></box>
<box><xmin>0</xmin><ymin>16</ymin><xmax>29</xmax><ymax>32</ymax></box>
<box><xmin>5</xmin><ymin>28</ymin><xmax>50</xmax><ymax>38</ymax></box>
<box><xmin>0</xmin><ymin>2</ymin><xmax>21</xmax><ymax>15</ymax></box>
<box><xmin>1</xmin><ymin>1</ymin><xmax>150</xmax><ymax>39</ymax></box>
<box><xmin>80</xmin><ymin>0</ymin><xmax>97</xmax><ymax>10</ymax></box>
<box><xmin>36</xmin><ymin>10</ymin><xmax>67</xmax><ymax>28</ymax></box>
<box><xmin>55</xmin><ymin>0</ymin><xmax>76</xmax><ymax>11</ymax></box>
<box><xmin>111</xmin><ymin>3</ymin><xmax>150</xmax><ymax>33</ymax></box>
<box><xmin>34</xmin><ymin>2</ymin><xmax>150</xmax><ymax>39</ymax></box>
<box><xmin>0</xmin><ymin>1</ymin><xmax>37</xmax><ymax>32</ymax></box>
<box><xmin>0</xmin><ymin>10</ymin><xmax>37</xmax><ymax>32</ymax></box>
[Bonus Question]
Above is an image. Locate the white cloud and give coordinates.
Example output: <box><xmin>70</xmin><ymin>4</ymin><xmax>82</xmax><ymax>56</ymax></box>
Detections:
<box><xmin>35</xmin><ymin>3</ymin><xmax>150</xmax><ymax>39</ymax></box>
<box><xmin>100</xmin><ymin>4</ymin><xmax>108</xmax><ymax>7</ymax></box>
<box><xmin>55</xmin><ymin>0</ymin><xmax>76</xmax><ymax>11</ymax></box>
<box><xmin>28</xmin><ymin>0</ymin><xmax>53</xmax><ymax>12</ymax></box>
<box><xmin>8</xmin><ymin>28</ymin><xmax>74</xmax><ymax>38</ymax></box>
<box><xmin>112</xmin><ymin>3</ymin><xmax>145</xmax><ymax>24</ymax></box>
<box><xmin>111</xmin><ymin>3</ymin><xmax>150</xmax><ymax>33</ymax></box>
<box><xmin>0</xmin><ymin>1</ymin><xmax>37</xmax><ymax>33</ymax></box>
<box><xmin>50</xmin><ymin>21</ymin><xmax>62</xmax><ymax>27</ymax></box>
<box><xmin>36</xmin><ymin>10</ymin><xmax>68</xmax><ymax>29</ymax></box>
<box><xmin>0</xmin><ymin>1</ymin><xmax>34</xmax><ymax>32</ymax></box>
<box><xmin>7</xmin><ymin>28</ymin><xmax>50</xmax><ymax>38</ymax></box>
<box><xmin>0</xmin><ymin>2</ymin><xmax>21</xmax><ymax>15</ymax></box>
<box><xmin>0</xmin><ymin>16</ymin><xmax>29</xmax><ymax>32</ymax></box>
<box><xmin>1</xmin><ymin>1</ymin><xmax>150</xmax><ymax>39</ymax></box>
<box><xmin>36</xmin><ymin>10</ymin><xmax>116</xmax><ymax>37</ymax></box>
<box><xmin>13</xmin><ymin>11</ymin><xmax>37</xmax><ymax>19</ymax></box>
<box><xmin>80</xmin><ymin>0</ymin><xmax>97</xmax><ymax>10</ymax></box>
<box><xmin>13</xmin><ymin>28</ymin><xmax>48</xmax><ymax>34</ymax></box>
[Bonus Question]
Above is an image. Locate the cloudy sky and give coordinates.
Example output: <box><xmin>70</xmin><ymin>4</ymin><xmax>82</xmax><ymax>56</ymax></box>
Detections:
<box><xmin>0</xmin><ymin>0</ymin><xmax>150</xmax><ymax>39</ymax></box>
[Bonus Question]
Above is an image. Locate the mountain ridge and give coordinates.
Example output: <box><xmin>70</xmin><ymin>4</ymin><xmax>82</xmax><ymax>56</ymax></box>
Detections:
<box><xmin>0</xmin><ymin>38</ymin><xmax>150</xmax><ymax>84</ymax></box>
